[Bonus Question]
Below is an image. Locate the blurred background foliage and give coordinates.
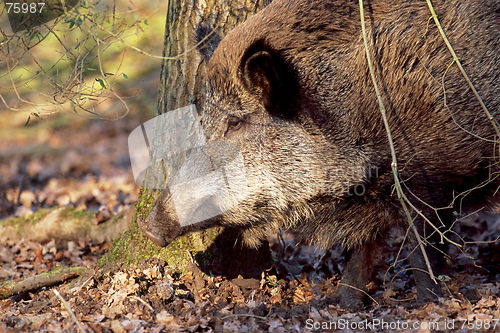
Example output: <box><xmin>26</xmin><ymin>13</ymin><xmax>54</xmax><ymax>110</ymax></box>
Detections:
<box><xmin>0</xmin><ymin>0</ymin><xmax>166</xmax><ymax>122</ymax></box>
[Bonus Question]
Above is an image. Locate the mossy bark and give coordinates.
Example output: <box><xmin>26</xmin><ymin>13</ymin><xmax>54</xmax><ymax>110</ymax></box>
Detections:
<box><xmin>99</xmin><ymin>189</ymin><xmax>224</xmax><ymax>274</ymax></box>
<box><xmin>0</xmin><ymin>206</ymin><xmax>133</xmax><ymax>245</ymax></box>
<box><xmin>101</xmin><ymin>0</ymin><xmax>274</xmax><ymax>278</ymax></box>
<box><xmin>0</xmin><ymin>266</ymin><xmax>87</xmax><ymax>300</ymax></box>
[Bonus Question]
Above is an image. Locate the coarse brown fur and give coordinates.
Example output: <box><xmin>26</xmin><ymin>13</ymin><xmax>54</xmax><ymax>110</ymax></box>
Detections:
<box><xmin>139</xmin><ymin>0</ymin><xmax>500</xmax><ymax>309</ymax></box>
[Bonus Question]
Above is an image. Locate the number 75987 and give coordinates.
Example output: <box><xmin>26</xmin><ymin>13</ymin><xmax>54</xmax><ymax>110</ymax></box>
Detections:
<box><xmin>5</xmin><ymin>2</ymin><xmax>46</xmax><ymax>14</ymax></box>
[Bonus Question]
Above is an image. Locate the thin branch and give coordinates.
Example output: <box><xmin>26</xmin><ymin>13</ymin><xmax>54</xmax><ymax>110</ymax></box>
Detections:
<box><xmin>0</xmin><ymin>266</ymin><xmax>87</xmax><ymax>300</ymax></box>
<box><xmin>358</xmin><ymin>0</ymin><xmax>437</xmax><ymax>283</ymax></box>
<box><xmin>337</xmin><ymin>283</ymin><xmax>380</xmax><ymax>306</ymax></box>
<box><xmin>53</xmin><ymin>289</ymin><xmax>87</xmax><ymax>333</ymax></box>
<box><xmin>425</xmin><ymin>0</ymin><xmax>500</xmax><ymax>146</ymax></box>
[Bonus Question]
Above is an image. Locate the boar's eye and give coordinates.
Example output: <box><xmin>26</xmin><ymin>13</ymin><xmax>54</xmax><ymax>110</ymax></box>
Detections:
<box><xmin>225</xmin><ymin>117</ymin><xmax>243</xmax><ymax>134</ymax></box>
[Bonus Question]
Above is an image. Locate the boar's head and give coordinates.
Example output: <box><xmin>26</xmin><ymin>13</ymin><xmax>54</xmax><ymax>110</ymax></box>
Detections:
<box><xmin>138</xmin><ymin>6</ymin><xmax>374</xmax><ymax>249</ymax></box>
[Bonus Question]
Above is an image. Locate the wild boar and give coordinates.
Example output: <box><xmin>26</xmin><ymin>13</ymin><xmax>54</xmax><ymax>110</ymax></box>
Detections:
<box><xmin>138</xmin><ymin>0</ymin><xmax>500</xmax><ymax>309</ymax></box>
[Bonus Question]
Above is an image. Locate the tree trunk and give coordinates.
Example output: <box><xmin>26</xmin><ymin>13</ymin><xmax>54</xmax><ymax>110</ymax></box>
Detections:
<box><xmin>158</xmin><ymin>0</ymin><xmax>272</xmax><ymax>113</ymax></box>
<box><xmin>101</xmin><ymin>0</ymin><xmax>273</xmax><ymax>278</ymax></box>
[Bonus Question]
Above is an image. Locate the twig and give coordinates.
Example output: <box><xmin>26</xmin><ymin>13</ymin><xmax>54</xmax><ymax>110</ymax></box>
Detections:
<box><xmin>358</xmin><ymin>0</ymin><xmax>437</xmax><ymax>283</ymax></box>
<box><xmin>221</xmin><ymin>313</ymin><xmax>270</xmax><ymax>320</ymax></box>
<box><xmin>53</xmin><ymin>289</ymin><xmax>87</xmax><ymax>333</ymax></box>
<box><xmin>425</xmin><ymin>0</ymin><xmax>500</xmax><ymax>145</ymax></box>
<box><xmin>129</xmin><ymin>295</ymin><xmax>155</xmax><ymax>312</ymax></box>
<box><xmin>337</xmin><ymin>283</ymin><xmax>380</xmax><ymax>306</ymax></box>
<box><xmin>0</xmin><ymin>266</ymin><xmax>87</xmax><ymax>299</ymax></box>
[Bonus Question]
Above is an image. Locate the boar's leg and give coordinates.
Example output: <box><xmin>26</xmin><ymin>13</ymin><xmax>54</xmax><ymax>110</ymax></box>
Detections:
<box><xmin>406</xmin><ymin>216</ymin><xmax>443</xmax><ymax>301</ymax></box>
<box><xmin>333</xmin><ymin>240</ymin><xmax>383</xmax><ymax>310</ymax></box>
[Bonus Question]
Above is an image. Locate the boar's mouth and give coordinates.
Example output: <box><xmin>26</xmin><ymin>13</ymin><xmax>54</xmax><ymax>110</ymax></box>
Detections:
<box><xmin>137</xmin><ymin>202</ymin><xmax>182</xmax><ymax>247</ymax></box>
<box><xmin>138</xmin><ymin>191</ymin><xmax>224</xmax><ymax>247</ymax></box>
<box><xmin>137</xmin><ymin>139</ymin><xmax>249</xmax><ymax>247</ymax></box>
<box><xmin>141</xmin><ymin>226</ymin><xmax>176</xmax><ymax>248</ymax></box>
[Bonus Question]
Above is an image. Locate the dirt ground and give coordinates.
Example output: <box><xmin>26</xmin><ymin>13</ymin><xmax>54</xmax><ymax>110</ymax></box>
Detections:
<box><xmin>1</xmin><ymin>107</ymin><xmax>500</xmax><ymax>333</ymax></box>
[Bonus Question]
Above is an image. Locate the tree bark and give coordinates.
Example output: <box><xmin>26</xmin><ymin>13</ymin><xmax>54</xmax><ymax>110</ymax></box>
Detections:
<box><xmin>158</xmin><ymin>0</ymin><xmax>273</xmax><ymax>113</ymax></box>
<box><xmin>101</xmin><ymin>0</ymin><xmax>274</xmax><ymax>278</ymax></box>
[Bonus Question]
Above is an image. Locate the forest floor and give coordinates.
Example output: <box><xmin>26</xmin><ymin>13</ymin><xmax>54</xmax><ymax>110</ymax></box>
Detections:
<box><xmin>1</xmin><ymin>106</ymin><xmax>500</xmax><ymax>333</ymax></box>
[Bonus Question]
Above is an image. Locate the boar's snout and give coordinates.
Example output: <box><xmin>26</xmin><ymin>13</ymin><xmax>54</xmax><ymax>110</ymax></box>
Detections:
<box><xmin>138</xmin><ymin>190</ymin><xmax>181</xmax><ymax>247</ymax></box>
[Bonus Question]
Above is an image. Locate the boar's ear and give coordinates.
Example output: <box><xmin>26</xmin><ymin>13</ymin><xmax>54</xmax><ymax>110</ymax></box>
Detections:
<box><xmin>195</xmin><ymin>21</ymin><xmax>222</xmax><ymax>62</ymax></box>
<box><xmin>240</xmin><ymin>40</ymin><xmax>297</xmax><ymax>118</ymax></box>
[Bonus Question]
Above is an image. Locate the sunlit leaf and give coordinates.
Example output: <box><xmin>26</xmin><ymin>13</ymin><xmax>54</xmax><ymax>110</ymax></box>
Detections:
<box><xmin>96</xmin><ymin>78</ymin><xmax>107</xmax><ymax>89</ymax></box>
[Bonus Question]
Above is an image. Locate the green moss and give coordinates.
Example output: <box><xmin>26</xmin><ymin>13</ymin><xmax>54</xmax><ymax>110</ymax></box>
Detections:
<box><xmin>0</xmin><ymin>206</ymin><xmax>100</xmax><ymax>242</ymax></box>
<box><xmin>98</xmin><ymin>205</ymin><xmax>164</xmax><ymax>270</ymax></box>
<box><xmin>99</xmin><ymin>215</ymin><xmax>196</xmax><ymax>273</ymax></box>
<box><xmin>0</xmin><ymin>207</ymin><xmax>93</xmax><ymax>229</ymax></box>
<box><xmin>55</xmin><ymin>207</ymin><xmax>96</xmax><ymax>238</ymax></box>
<box><xmin>58</xmin><ymin>207</ymin><xmax>94</xmax><ymax>222</ymax></box>
<box><xmin>98</xmin><ymin>192</ymin><xmax>220</xmax><ymax>274</ymax></box>
<box><xmin>135</xmin><ymin>189</ymin><xmax>158</xmax><ymax>216</ymax></box>
<box><xmin>0</xmin><ymin>208</ymin><xmax>51</xmax><ymax>227</ymax></box>
<box><xmin>99</xmin><ymin>188</ymin><xmax>226</xmax><ymax>274</ymax></box>
<box><xmin>25</xmin><ymin>208</ymin><xmax>52</xmax><ymax>223</ymax></box>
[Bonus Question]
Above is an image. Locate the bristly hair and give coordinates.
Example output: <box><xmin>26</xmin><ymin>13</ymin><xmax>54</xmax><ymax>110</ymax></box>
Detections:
<box><xmin>195</xmin><ymin>21</ymin><xmax>222</xmax><ymax>62</ymax></box>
